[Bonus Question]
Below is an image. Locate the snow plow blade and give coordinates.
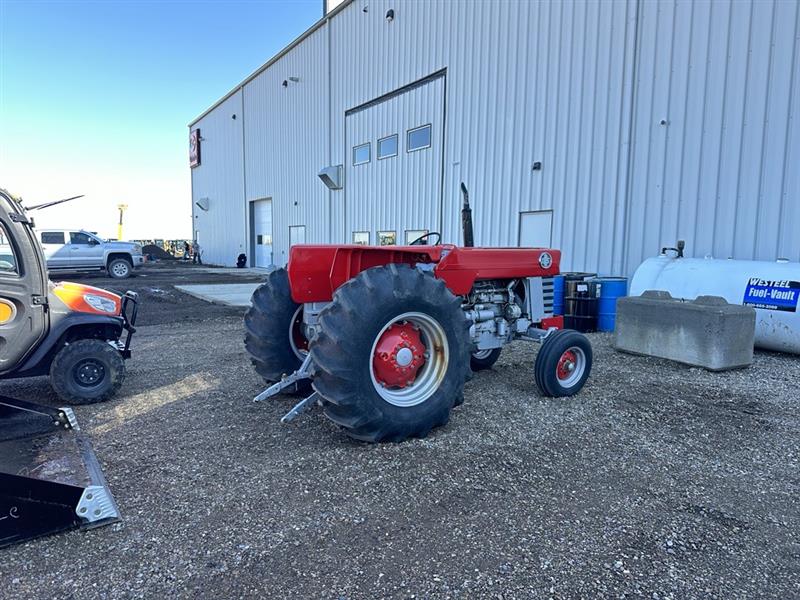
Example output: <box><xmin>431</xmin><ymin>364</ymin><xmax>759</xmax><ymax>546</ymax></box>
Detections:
<box><xmin>0</xmin><ymin>396</ymin><xmax>119</xmax><ymax>549</ymax></box>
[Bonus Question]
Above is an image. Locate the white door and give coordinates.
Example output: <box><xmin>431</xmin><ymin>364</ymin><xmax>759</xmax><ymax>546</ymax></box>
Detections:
<box><xmin>252</xmin><ymin>199</ymin><xmax>273</xmax><ymax>268</ymax></box>
<box><xmin>519</xmin><ymin>211</ymin><xmax>553</xmax><ymax>248</ymax></box>
<box><xmin>68</xmin><ymin>231</ymin><xmax>103</xmax><ymax>267</ymax></box>
<box><xmin>289</xmin><ymin>225</ymin><xmax>306</xmax><ymax>247</ymax></box>
<box><xmin>345</xmin><ymin>74</ymin><xmax>445</xmax><ymax>246</ymax></box>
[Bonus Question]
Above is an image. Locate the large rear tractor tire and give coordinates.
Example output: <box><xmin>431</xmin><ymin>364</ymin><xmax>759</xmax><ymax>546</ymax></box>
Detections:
<box><xmin>534</xmin><ymin>329</ymin><xmax>592</xmax><ymax>397</ymax></box>
<box><xmin>244</xmin><ymin>269</ymin><xmax>310</xmax><ymax>394</ymax></box>
<box><xmin>50</xmin><ymin>339</ymin><xmax>125</xmax><ymax>405</ymax></box>
<box><xmin>311</xmin><ymin>264</ymin><xmax>471</xmax><ymax>442</ymax></box>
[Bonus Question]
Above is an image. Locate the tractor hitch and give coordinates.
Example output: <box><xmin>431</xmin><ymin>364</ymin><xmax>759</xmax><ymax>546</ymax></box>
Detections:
<box><xmin>253</xmin><ymin>354</ymin><xmax>321</xmax><ymax>424</ymax></box>
<box><xmin>253</xmin><ymin>353</ymin><xmax>313</xmax><ymax>403</ymax></box>
<box><xmin>280</xmin><ymin>391</ymin><xmax>321</xmax><ymax>424</ymax></box>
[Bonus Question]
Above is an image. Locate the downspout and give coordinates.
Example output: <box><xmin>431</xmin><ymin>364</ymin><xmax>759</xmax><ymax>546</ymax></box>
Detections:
<box><xmin>240</xmin><ymin>86</ymin><xmax>249</xmax><ymax>265</ymax></box>
<box><xmin>620</xmin><ymin>0</ymin><xmax>641</xmax><ymax>276</ymax></box>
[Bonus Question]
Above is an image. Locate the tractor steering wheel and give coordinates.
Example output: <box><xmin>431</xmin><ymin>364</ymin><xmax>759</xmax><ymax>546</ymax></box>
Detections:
<box><xmin>408</xmin><ymin>232</ymin><xmax>441</xmax><ymax>246</ymax></box>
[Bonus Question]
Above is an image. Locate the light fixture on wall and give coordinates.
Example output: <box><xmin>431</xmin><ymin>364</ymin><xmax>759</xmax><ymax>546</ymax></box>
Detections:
<box><xmin>385</xmin><ymin>8</ymin><xmax>394</xmax><ymax>21</ymax></box>
<box><xmin>196</xmin><ymin>197</ymin><xmax>210</xmax><ymax>211</ymax></box>
<box><xmin>318</xmin><ymin>165</ymin><xmax>343</xmax><ymax>190</ymax></box>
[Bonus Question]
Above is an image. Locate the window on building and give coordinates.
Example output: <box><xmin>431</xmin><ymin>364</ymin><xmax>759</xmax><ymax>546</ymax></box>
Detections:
<box><xmin>405</xmin><ymin>230</ymin><xmax>428</xmax><ymax>245</ymax></box>
<box><xmin>352</xmin><ymin>231</ymin><xmax>370</xmax><ymax>245</ymax></box>
<box><xmin>378</xmin><ymin>231</ymin><xmax>396</xmax><ymax>246</ymax></box>
<box><xmin>70</xmin><ymin>232</ymin><xmax>94</xmax><ymax>245</ymax></box>
<box><xmin>41</xmin><ymin>231</ymin><xmax>66</xmax><ymax>245</ymax></box>
<box><xmin>353</xmin><ymin>143</ymin><xmax>370</xmax><ymax>166</ymax></box>
<box><xmin>256</xmin><ymin>234</ymin><xmax>273</xmax><ymax>246</ymax></box>
<box><xmin>377</xmin><ymin>134</ymin><xmax>398</xmax><ymax>159</ymax></box>
<box><xmin>0</xmin><ymin>223</ymin><xmax>18</xmax><ymax>274</ymax></box>
<box><xmin>407</xmin><ymin>124</ymin><xmax>432</xmax><ymax>152</ymax></box>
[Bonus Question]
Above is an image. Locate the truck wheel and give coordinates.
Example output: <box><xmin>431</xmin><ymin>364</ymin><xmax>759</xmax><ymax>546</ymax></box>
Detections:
<box><xmin>50</xmin><ymin>339</ymin><xmax>125</xmax><ymax>405</ymax></box>
<box><xmin>311</xmin><ymin>264</ymin><xmax>471</xmax><ymax>443</ymax></box>
<box><xmin>108</xmin><ymin>257</ymin><xmax>132</xmax><ymax>279</ymax></box>
<box><xmin>534</xmin><ymin>330</ymin><xmax>592</xmax><ymax>397</ymax></box>
<box><xmin>244</xmin><ymin>268</ymin><xmax>310</xmax><ymax>393</ymax></box>
<box><xmin>470</xmin><ymin>348</ymin><xmax>502</xmax><ymax>371</ymax></box>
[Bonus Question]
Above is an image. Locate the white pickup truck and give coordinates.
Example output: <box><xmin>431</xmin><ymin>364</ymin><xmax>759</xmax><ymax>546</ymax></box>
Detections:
<box><xmin>38</xmin><ymin>229</ymin><xmax>145</xmax><ymax>279</ymax></box>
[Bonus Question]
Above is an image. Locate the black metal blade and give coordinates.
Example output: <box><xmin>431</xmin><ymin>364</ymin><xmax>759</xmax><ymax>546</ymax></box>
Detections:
<box><xmin>0</xmin><ymin>396</ymin><xmax>119</xmax><ymax>549</ymax></box>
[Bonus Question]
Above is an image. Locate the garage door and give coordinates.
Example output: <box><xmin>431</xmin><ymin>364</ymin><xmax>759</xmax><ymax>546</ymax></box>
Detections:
<box><xmin>252</xmin><ymin>198</ymin><xmax>273</xmax><ymax>268</ymax></box>
<box><xmin>344</xmin><ymin>74</ymin><xmax>445</xmax><ymax>246</ymax></box>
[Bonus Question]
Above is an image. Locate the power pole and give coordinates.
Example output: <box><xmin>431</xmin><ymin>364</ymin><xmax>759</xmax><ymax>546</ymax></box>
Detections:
<box><xmin>117</xmin><ymin>204</ymin><xmax>128</xmax><ymax>241</ymax></box>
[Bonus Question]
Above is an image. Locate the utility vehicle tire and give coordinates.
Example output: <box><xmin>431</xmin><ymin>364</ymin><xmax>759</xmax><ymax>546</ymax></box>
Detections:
<box><xmin>108</xmin><ymin>257</ymin><xmax>132</xmax><ymax>279</ymax></box>
<box><xmin>244</xmin><ymin>268</ymin><xmax>310</xmax><ymax>393</ymax></box>
<box><xmin>311</xmin><ymin>264</ymin><xmax>471</xmax><ymax>443</ymax></box>
<box><xmin>470</xmin><ymin>348</ymin><xmax>502</xmax><ymax>371</ymax></box>
<box><xmin>534</xmin><ymin>329</ymin><xmax>592</xmax><ymax>397</ymax></box>
<box><xmin>50</xmin><ymin>339</ymin><xmax>125</xmax><ymax>404</ymax></box>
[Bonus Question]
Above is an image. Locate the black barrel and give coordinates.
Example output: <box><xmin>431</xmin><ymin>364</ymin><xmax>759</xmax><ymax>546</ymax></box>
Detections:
<box><xmin>564</xmin><ymin>277</ymin><xmax>598</xmax><ymax>332</ymax></box>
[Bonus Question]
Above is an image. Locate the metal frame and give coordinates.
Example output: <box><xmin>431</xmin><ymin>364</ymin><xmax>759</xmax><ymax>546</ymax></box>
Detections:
<box><xmin>517</xmin><ymin>209</ymin><xmax>555</xmax><ymax>248</ymax></box>
<box><xmin>377</xmin><ymin>231</ymin><xmax>397</xmax><ymax>246</ymax></box>
<box><xmin>377</xmin><ymin>134</ymin><xmax>399</xmax><ymax>160</ymax></box>
<box><xmin>406</xmin><ymin>123</ymin><xmax>432</xmax><ymax>153</ymax></box>
<box><xmin>352</xmin><ymin>142</ymin><xmax>371</xmax><ymax>166</ymax></box>
<box><xmin>352</xmin><ymin>231</ymin><xmax>370</xmax><ymax>245</ymax></box>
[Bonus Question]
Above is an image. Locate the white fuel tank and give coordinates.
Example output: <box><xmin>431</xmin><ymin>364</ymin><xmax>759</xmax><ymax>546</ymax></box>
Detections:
<box><xmin>630</xmin><ymin>255</ymin><xmax>800</xmax><ymax>354</ymax></box>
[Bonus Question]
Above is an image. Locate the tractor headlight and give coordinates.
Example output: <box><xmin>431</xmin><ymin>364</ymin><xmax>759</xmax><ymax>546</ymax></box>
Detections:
<box><xmin>84</xmin><ymin>294</ymin><xmax>117</xmax><ymax>313</ymax></box>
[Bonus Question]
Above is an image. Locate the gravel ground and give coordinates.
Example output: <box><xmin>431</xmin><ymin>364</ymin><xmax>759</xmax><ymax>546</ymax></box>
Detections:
<box><xmin>1</xmin><ymin>263</ymin><xmax>798</xmax><ymax>599</ymax></box>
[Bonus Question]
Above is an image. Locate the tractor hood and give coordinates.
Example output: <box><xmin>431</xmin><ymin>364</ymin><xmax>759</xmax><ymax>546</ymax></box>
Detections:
<box><xmin>50</xmin><ymin>281</ymin><xmax>123</xmax><ymax>316</ymax></box>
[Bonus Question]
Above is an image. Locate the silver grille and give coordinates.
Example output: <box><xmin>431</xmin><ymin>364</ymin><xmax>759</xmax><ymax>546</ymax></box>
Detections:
<box><xmin>542</xmin><ymin>276</ymin><xmax>555</xmax><ymax>314</ymax></box>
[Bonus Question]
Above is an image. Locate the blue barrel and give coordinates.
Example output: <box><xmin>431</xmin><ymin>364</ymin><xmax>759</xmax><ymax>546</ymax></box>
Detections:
<box><xmin>553</xmin><ymin>275</ymin><xmax>565</xmax><ymax>315</ymax></box>
<box><xmin>594</xmin><ymin>277</ymin><xmax>628</xmax><ymax>332</ymax></box>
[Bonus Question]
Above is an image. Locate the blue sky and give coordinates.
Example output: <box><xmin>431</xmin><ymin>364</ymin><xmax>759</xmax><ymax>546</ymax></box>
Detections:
<box><xmin>0</xmin><ymin>0</ymin><xmax>322</xmax><ymax>239</ymax></box>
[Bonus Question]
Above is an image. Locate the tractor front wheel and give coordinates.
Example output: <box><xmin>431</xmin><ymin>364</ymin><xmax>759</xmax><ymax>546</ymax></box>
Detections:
<box><xmin>244</xmin><ymin>269</ymin><xmax>310</xmax><ymax>393</ymax></box>
<box><xmin>311</xmin><ymin>264</ymin><xmax>471</xmax><ymax>442</ymax></box>
<box><xmin>470</xmin><ymin>348</ymin><xmax>502</xmax><ymax>371</ymax></box>
<box><xmin>534</xmin><ymin>329</ymin><xmax>592</xmax><ymax>397</ymax></box>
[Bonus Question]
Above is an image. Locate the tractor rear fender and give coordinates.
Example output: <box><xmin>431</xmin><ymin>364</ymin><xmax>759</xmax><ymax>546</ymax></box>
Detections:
<box><xmin>288</xmin><ymin>244</ymin><xmax>561</xmax><ymax>303</ymax></box>
<box><xmin>288</xmin><ymin>244</ymin><xmax>448</xmax><ymax>303</ymax></box>
<box><xmin>9</xmin><ymin>314</ymin><xmax>124</xmax><ymax>378</ymax></box>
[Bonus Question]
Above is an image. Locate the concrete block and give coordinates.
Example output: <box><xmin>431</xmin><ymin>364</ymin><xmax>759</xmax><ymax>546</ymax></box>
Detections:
<box><xmin>614</xmin><ymin>291</ymin><xmax>755</xmax><ymax>371</ymax></box>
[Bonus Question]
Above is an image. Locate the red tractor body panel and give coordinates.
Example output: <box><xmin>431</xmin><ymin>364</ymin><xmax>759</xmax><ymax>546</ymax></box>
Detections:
<box><xmin>288</xmin><ymin>244</ymin><xmax>561</xmax><ymax>303</ymax></box>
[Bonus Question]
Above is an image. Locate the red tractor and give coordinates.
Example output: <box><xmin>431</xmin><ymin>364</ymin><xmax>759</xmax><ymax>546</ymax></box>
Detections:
<box><xmin>245</xmin><ymin>185</ymin><xmax>592</xmax><ymax>442</ymax></box>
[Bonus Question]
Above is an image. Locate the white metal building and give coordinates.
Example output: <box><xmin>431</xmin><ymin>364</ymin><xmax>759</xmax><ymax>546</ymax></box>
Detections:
<box><xmin>189</xmin><ymin>0</ymin><xmax>800</xmax><ymax>275</ymax></box>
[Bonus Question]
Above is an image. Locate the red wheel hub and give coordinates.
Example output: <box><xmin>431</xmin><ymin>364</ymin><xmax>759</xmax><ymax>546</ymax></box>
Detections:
<box><xmin>292</xmin><ymin>310</ymin><xmax>309</xmax><ymax>353</ymax></box>
<box><xmin>557</xmin><ymin>350</ymin><xmax>578</xmax><ymax>380</ymax></box>
<box><xmin>372</xmin><ymin>322</ymin><xmax>427</xmax><ymax>388</ymax></box>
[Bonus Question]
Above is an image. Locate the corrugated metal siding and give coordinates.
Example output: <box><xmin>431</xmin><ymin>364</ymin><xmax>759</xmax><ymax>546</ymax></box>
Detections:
<box><xmin>190</xmin><ymin>90</ymin><xmax>245</xmax><ymax>266</ymax></box>
<box><xmin>344</xmin><ymin>74</ymin><xmax>445</xmax><ymax>241</ymax></box>
<box><xmin>191</xmin><ymin>0</ymin><xmax>800</xmax><ymax>274</ymax></box>
<box><xmin>329</xmin><ymin>0</ymin><xmax>636</xmax><ymax>273</ymax></box>
<box><xmin>242</xmin><ymin>26</ymin><xmax>330</xmax><ymax>266</ymax></box>
<box><xmin>625</xmin><ymin>0</ymin><xmax>800</xmax><ymax>269</ymax></box>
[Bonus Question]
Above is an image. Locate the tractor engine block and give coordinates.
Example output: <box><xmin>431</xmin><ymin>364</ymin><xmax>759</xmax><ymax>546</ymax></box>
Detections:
<box><xmin>463</xmin><ymin>277</ymin><xmax>555</xmax><ymax>351</ymax></box>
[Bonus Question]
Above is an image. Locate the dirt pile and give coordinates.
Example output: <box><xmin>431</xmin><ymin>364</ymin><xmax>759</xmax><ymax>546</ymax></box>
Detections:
<box><xmin>142</xmin><ymin>245</ymin><xmax>176</xmax><ymax>260</ymax></box>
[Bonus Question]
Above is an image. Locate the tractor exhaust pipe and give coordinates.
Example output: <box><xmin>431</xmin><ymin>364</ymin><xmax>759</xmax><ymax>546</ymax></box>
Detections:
<box><xmin>460</xmin><ymin>182</ymin><xmax>474</xmax><ymax>247</ymax></box>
